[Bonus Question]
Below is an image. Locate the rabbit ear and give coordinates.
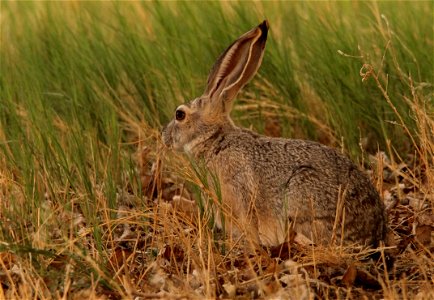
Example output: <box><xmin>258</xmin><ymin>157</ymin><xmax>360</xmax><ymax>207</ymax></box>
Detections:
<box><xmin>204</xmin><ymin>20</ymin><xmax>269</xmax><ymax>114</ymax></box>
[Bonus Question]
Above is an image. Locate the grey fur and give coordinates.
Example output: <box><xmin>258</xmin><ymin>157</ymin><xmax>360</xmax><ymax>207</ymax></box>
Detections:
<box><xmin>162</xmin><ymin>20</ymin><xmax>387</xmax><ymax>247</ymax></box>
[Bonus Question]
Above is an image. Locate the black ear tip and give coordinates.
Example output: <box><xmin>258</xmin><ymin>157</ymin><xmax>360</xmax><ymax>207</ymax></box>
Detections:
<box><xmin>260</xmin><ymin>20</ymin><xmax>269</xmax><ymax>30</ymax></box>
<box><xmin>259</xmin><ymin>20</ymin><xmax>269</xmax><ymax>40</ymax></box>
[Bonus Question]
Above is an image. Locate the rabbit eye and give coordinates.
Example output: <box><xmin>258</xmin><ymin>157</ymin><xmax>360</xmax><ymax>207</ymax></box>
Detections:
<box><xmin>175</xmin><ymin>109</ymin><xmax>186</xmax><ymax>121</ymax></box>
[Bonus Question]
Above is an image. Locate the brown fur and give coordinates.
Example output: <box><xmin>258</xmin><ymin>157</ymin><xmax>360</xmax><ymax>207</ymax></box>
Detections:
<box><xmin>162</xmin><ymin>21</ymin><xmax>387</xmax><ymax>247</ymax></box>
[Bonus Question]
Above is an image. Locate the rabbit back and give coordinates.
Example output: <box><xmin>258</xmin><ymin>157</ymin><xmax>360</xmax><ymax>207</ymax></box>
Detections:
<box><xmin>205</xmin><ymin>127</ymin><xmax>387</xmax><ymax>246</ymax></box>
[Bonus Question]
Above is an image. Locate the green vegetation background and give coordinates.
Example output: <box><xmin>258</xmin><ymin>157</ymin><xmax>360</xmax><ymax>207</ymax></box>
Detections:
<box><xmin>0</xmin><ymin>1</ymin><xmax>433</xmax><ymax>290</ymax></box>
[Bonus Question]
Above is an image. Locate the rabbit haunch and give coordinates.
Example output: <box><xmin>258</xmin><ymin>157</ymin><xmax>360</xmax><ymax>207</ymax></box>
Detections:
<box><xmin>162</xmin><ymin>20</ymin><xmax>387</xmax><ymax>247</ymax></box>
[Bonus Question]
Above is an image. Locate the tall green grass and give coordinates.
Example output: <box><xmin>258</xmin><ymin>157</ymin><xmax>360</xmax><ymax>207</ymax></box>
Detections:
<box><xmin>0</xmin><ymin>1</ymin><xmax>433</xmax><ymax>297</ymax></box>
<box><xmin>2</xmin><ymin>1</ymin><xmax>432</xmax><ymax>152</ymax></box>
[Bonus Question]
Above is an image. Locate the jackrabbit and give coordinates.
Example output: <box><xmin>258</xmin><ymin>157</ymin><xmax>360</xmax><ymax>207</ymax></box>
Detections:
<box><xmin>162</xmin><ymin>20</ymin><xmax>387</xmax><ymax>247</ymax></box>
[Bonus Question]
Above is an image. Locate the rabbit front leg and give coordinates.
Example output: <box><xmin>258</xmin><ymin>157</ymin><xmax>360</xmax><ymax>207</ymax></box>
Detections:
<box><xmin>216</xmin><ymin>181</ymin><xmax>261</xmax><ymax>248</ymax></box>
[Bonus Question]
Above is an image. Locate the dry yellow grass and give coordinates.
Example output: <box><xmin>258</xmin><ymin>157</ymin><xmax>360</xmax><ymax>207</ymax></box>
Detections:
<box><xmin>1</xmin><ymin>70</ymin><xmax>433</xmax><ymax>299</ymax></box>
<box><xmin>1</xmin><ymin>1</ymin><xmax>433</xmax><ymax>299</ymax></box>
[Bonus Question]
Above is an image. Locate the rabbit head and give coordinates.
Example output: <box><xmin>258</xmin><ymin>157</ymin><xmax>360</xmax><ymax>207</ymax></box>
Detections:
<box><xmin>162</xmin><ymin>20</ymin><xmax>269</xmax><ymax>154</ymax></box>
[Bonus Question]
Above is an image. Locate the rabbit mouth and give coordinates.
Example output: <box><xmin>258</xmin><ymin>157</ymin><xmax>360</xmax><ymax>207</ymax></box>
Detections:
<box><xmin>162</xmin><ymin>142</ymin><xmax>173</xmax><ymax>149</ymax></box>
<box><xmin>162</xmin><ymin>135</ymin><xmax>173</xmax><ymax>149</ymax></box>
<box><xmin>161</xmin><ymin>133</ymin><xmax>171</xmax><ymax>147</ymax></box>
<box><xmin>161</xmin><ymin>128</ymin><xmax>184</xmax><ymax>151</ymax></box>
<box><xmin>161</xmin><ymin>126</ymin><xmax>173</xmax><ymax>148</ymax></box>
